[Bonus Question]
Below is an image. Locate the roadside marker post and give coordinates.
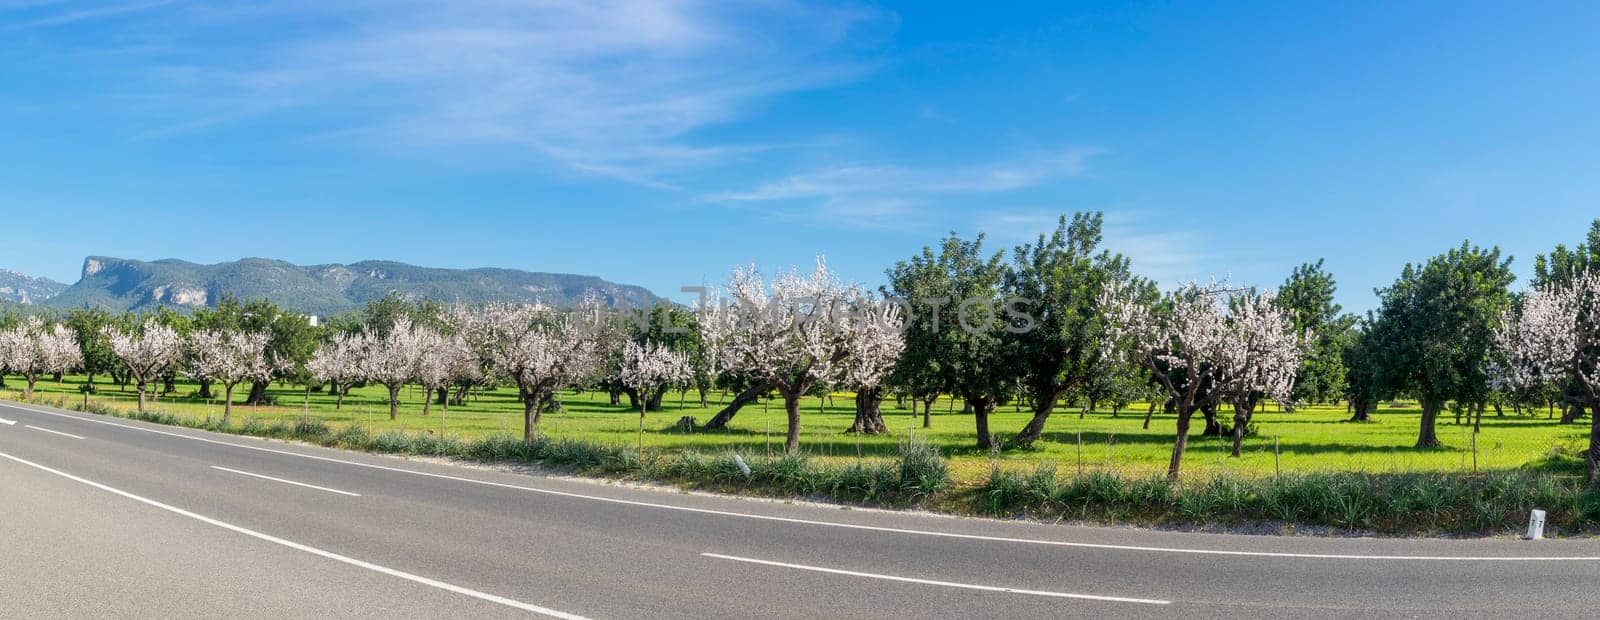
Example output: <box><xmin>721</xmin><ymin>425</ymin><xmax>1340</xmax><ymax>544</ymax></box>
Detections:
<box><xmin>1526</xmin><ymin>509</ymin><xmax>1547</xmax><ymax>540</ymax></box>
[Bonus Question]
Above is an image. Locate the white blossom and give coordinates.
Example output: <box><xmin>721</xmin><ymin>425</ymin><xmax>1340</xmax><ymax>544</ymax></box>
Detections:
<box><xmin>1</xmin><ymin>317</ymin><xmax>82</xmax><ymax>399</ymax></box>
<box><xmin>187</xmin><ymin>329</ymin><xmax>273</xmax><ymax>421</ymax></box>
<box><xmin>618</xmin><ymin>340</ymin><xmax>690</xmax><ymax>415</ymax></box>
<box><xmin>104</xmin><ymin>319</ymin><xmax>185</xmax><ymax>411</ymax></box>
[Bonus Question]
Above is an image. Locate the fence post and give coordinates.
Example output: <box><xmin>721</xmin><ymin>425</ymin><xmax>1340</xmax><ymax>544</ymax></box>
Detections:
<box><xmin>1076</xmin><ymin>431</ymin><xmax>1083</xmax><ymax>475</ymax></box>
<box><xmin>1274</xmin><ymin>435</ymin><xmax>1280</xmax><ymax>476</ymax></box>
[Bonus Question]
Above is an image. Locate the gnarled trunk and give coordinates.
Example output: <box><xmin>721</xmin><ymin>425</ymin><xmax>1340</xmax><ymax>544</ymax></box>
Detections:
<box><xmin>1230</xmin><ymin>402</ymin><xmax>1254</xmax><ymax>457</ymax></box>
<box><xmin>246</xmin><ymin>380</ymin><xmax>269</xmax><ymax>406</ymax></box>
<box><xmin>386</xmin><ymin>385</ymin><xmax>400</xmax><ymax>420</ymax></box>
<box><xmin>703</xmin><ymin>382</ymin><xmax>768</xmax><ymax>429</ymax></box>
<box><xmin>846</xmin><ymin>387</ymin><xmax>888</xmax><ymax>434</ymax></box>
<box><xmin>1009</xmin><ymin>387</ymin><xmax>1062</xmax><ymax>447</ymax></box>
<box><xmin>1349</xmin><ymin>398</ymin><xmax>1371</xmax><ymax>422</ymax></box>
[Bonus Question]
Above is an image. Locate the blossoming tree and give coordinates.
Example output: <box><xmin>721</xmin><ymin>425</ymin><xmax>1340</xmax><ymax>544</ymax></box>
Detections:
<box><xmin>1494</xmin><ymin>269</ymin><xmax>1600</xmax><ymax>479</ymax></box>
<box><xmin>1102</xmin><ymin>280</ymin><xmax>1303</xmax><ymax>478</ymax></box>
<box><xmin>104</xmin><ymin>319</ymin><xmax>185</xmax><ymax>412</ymax></box>
<box><xmin>1</xmin><ymin>317</ymin><xmax>82</xmax><ymax>399</ymax></box>
<box><xmin>702</xmin><ymin>258</ymin><xmax>853</xmax><ymax>453</ymax></box>
<box><xmin>187</xmin><ymin>329</ymin><xmax>273</xmax><ymax>424</ymax></box>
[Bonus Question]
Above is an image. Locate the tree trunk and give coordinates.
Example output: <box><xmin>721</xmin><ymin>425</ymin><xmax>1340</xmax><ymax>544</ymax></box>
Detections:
<box><xmin>698</xmin><ymin>387</ymin><xmax>708</xmax><ymax>408</ymax></box>
<box><xmin>922</xmin><ymin>396</ymin><xmax>934</xmax><ymax>428</ymax></box>
<box><xmin>1230</xmin><ymin>402</ymin><xmax>1254</xmax><ymax>458</ymax></box>
<box><xmin>162</xmin><ymin>375</ymin><xmax>175</xmax><ymax>395</ymax></box>
<box><xmin>246</xmin><ymin>380</ymin><xmax>269</xmax><ymax>406</ymax></box>
<box><xmin>522</xmin><ymin>395</ymin><xmax>538</xmax><ymax>441</ymax></box>
<box><xmin>387</xmin><ymin>385</ymin><xmax>400</xmax><ymax>420</ymax></box>
<box><xmin>24</xmin><ymin>376</ymin><xmax>37</xmax><ymax>400</ymax></box>
<box><xmin>1168</xmin><ymin>406</ymin><xmax>1195</xmax><ymax>479</ymax></box>
<box><xmin>1143</xmin><ymin>400</ymin><xmax>1157</xmax><ymax>429</ymax></box>
<box><xmin>846</xmin><ymin>387</ymin><xmax>888</xmax><ymax>434</ymax></box>
<box><xmin>136</xmin><ymin>382</ymin><xmax>147</xmax><ymax>412</ymax></box>
<box><xmin>1563</xmin><ymin>403</ymin><xmax>1584</xmax><ymax>425</ymax></box>
<box><xmin>1589</xmin><ymin>398</ymin><xmax>1600</xmax><ymax>483</ymax></box>
<box><xmin>1416</xmin><ymin>399</ymin><xmax>1442</xmax><ymax>448</ymax></box>
<box><xmin>1201</xmin><ymin>404</ymin><xmax>1221</xmax><ymax>436</ymax></box>
<box><xmin>1349</xmin><ymin>398</ymin><xmax>1371</xmax><ymax>422</ymax></box>
<box><xmin>972</xmin><ymin>397</ymin><xmax>995</xmax><ymax>450</ymax></box>
<box><xmin>703</xmin><ymin>383</ymin><xmax>768</xmax><ymax>429</ymax></box>
<box><xmin>335</xmin><ymin>388</ymin><xmax>345</xmax><ymax>410</ymax></box>
<box><xmin>198</xmin><ymin>379</ymin><xmax>213</xmax><ymax>400</ymax></box>
<box><xmin>422</xmin><ymin>388</ymin><xmax>434</xmax><ymax>417</ymax></box>
<box><xmin>783</xmin><ymin>393</ymin><xmax>802</xmax><ymax>453</ymax></box>
<box><xmin>1472</xmin><ymin>402</ymin><xmax>1483</xmax><ymax>434</ymax></box>
<box><xmin>222</xmin><ymin>383</ymin><xmax>235</xmax><ymax>425</ymax></box>
<box><xmin>1009</xmin><ymin>388</ymin><xmax>1061</xmax><ymax>447</ymax></box>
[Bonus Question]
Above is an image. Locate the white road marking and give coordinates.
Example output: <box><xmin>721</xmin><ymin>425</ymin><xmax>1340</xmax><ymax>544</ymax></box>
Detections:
<box><xmin>211</xmin><ymin>466</ymin><xmax>361</xmax><ymax>497</ymax></box>
<box><xmin>0</xmin><ymin>449</ymin><xmax>586</xmax><ymax>620</ymax></box>
<box><xmin>702</xmin><ymin>552</ymin><xmax>1171</xmax><ymax>605</ymax></box>
<box><xmin>26</xmin><ymin>425</ymin><xmax>84</xmax><ymax>440</ymax></box>
<box><xmin>0</xmin><ymin>417</ymin><xmax>15</xmax><ymax>425</ymax></box>
<box><xmin>7</xmin><ymin>401</ymin><xmax>1600</xmax><ymax>562</ymax></box>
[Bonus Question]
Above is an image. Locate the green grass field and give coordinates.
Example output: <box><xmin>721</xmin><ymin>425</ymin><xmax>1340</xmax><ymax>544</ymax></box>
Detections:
<box><xmin>4</xmin><ymin>373</ymin><xmax>1587</xmax><ymax>483</ymax></box>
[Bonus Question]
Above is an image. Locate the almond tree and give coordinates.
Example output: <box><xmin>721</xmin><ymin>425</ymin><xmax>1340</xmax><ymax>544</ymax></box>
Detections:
<box><xmin>473</xmin><ymin>302</ymin><xmax>601</xmax><ymax>439</ymax></box>
<box><xmin>413</xmin><ymin>330</ymin><xmax>476</xmax><ymax>416</ymax></box>
<box><xmin>104</xmin><ymin>319</ymin><xmax>184</xmax><ymax>412</ymax></box>
<box><xmin>188</xmin><ymin>329</ymin><xmax>273</xmax><ymax>424</ymax></box>
<box><xmin>1</xmin><ymin>317</ymin><xmax>82</xmax><ymax>399</ymax></box>
<box><xmin>1494</xmin><ymin>269</ymin><xmax>1600</xmax><ymax>479</ymax></box>
<box><xmin>307</xmin><ymin>333</ymin><xmax>361</xmax><ymax>410</ymax></box>
<box><xmin>618</xmin><ymin>340</ymin><xmax>690</xmax><ymax>419</ymax></box>
<box><xmin>702</xmin><ymin>258</ymin><xmax>853</xmax><ymax>453</ymax></box>
<box><xmin>353</xmin><ymin>316</ymin><xmax>429</xmax><ymax>420</ymax></box>
<box><xmin>839</xmin><ymin>292</ymin><xmax>905</xmax><ymax>434</ymax></box>
<box><xmin>1103</xmin><ymin>280</ymin><xmax>1303</xmax><ymax>478</ymax></box>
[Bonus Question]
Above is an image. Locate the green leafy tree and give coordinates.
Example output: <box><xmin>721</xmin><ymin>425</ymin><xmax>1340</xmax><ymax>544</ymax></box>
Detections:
<box><xmin>888</xmin><ymin>232</ymin><xmax>1017</xmax><ymax>449</ymax></box>
<box><xmin>1005</xmin><ymin>212</ymin><xmax>1146</xmax><ymax>446</ymax></box>
<box><xmin>66</xmin><ymin>308</ymin><xmax>118</xmax><ymax>389</ymax></box>
<box><xmin>1369</xmin><ymin>242</ymin><xmax>1515</xmax><ymax>447</ymax></box>
<box><xmin>1274</xmin><ymin>260</ymin><xmax>1356</xmax><ymax>406</ymax></box>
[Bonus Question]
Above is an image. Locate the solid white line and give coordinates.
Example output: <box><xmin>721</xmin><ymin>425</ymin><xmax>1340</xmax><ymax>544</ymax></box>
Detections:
<box><xmin>0</xmin><ymin>417</ymin><xmax>15</xmax><ymax>425</ymax></box>
<box><xmin>702</xmin><ymin>552</ymin><xmax>1171</xmax><ymax>605</ymax></box>
<box><xmin>26</xmin><ymin>425</ymin><xmax>84</xmax><ymax>440</ymax></box>
<box><xmin>0</xmin><ymin>449</ymin><xmax>586</xmax><ymax>619</ymax></box>
<box><xmin>211</xmin><ymin>466</ymin><xmax>361</xmax><ymax>497</ymax></box>
<box><xmin>6</xmin><ymin>401</ymin><xmax>1600</xmax><ymax>563</ymax></box>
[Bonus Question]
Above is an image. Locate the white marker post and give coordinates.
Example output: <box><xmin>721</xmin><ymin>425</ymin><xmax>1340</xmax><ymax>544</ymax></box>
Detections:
<box><xmin>1526</xmin><ymin>509</ymin><xmax>1546</xmax><ymax>540</ymax></box>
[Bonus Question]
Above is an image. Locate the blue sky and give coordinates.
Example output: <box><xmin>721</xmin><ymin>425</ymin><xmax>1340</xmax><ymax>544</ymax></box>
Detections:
<box><xmin>3</xmin><ymin>1</ymin><xmax>1598</xmax><ymax>313</ymax></box>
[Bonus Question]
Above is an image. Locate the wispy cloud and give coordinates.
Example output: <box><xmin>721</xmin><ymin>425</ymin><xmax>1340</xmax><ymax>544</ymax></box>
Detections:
<box><xmin>43</xmin><ymin>1</ymin><xmax>894</xmax><ymax>183</ymax></box>
<box><xmin>3</xmin><ymin>0</ymin><xmax>172</xmax><ymax>30</ymax></box>
<box><xmin>705</xmin><ymin>149</ymin><xmax>1099</xmax><ymax>226</ymax></box>
<box><xmin>979</xmin><ymin>209</ymin><xmax>1212</xmax><ymax>287</ymax></box>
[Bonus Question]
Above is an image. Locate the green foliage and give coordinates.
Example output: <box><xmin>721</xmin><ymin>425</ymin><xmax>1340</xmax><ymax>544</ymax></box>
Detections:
<box><xmin>978</xmin><ymin>465</ymin><xmax>1600</xmax><ymax>535</ymax></box>
<box><xmin>1369</xmin><ymin>241</ymin><xmax>1515</xmax><ymax>434</ymax></box>
<box><xmin>1005</xmin><ymin>212</ymin><xmax>1152</xmax><ymax>432</ymax></box>
<box><xmin>1276</xmin><ymin>260</ymin><xmax>1355</xmax><ymax>405</ymax></box>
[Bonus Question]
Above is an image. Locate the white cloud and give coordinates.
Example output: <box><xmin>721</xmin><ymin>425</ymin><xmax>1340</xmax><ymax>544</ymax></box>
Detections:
<box><xmin>978</xmin><ymin>209</ymin><xmax>1213</xmax><ymax>287</ymax></box>
<box><xmin>705</xmin><ymin>149</ymin><xmax>1099</xmax><ymax>226</ymax></box>
<box><xmin>50</xmin><ymin>0</ymin><xmax>893</xmax><ymax>183</ymax></box>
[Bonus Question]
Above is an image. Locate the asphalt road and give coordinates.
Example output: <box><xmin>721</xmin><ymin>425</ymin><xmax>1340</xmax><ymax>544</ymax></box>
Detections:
<box><xmin>2</xmin><ymin>399</ymin><xmax>1599</xmax><ymax>618</ymax></box>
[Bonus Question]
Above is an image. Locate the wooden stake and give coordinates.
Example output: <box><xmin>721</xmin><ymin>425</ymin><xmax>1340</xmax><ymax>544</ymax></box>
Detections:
<box><xmin>1274</xmin><ymin>435</ymin><xmax>1280</xmax><ymax>476</ymax></box>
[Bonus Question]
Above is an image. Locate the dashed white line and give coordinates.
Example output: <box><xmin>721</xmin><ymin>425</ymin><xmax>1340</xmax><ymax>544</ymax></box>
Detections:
<box><xmin>25</xmin><ymin>425</ymin><xmax>84</xmax><ymax>440</ymax></box>
<box><xmin>211</xmin><ymin>465</ymin><xmax>362</xmax><ymax>497</ymax></box>
<box><xmin>0</xmin><ymin>449</ymin><xmax>586</xmax><ymax>619</ymax></box>
<box><xmin>701</xmin><ymin>552</ymin><xmax>1171</xmax><ymax>605</ymax></box>
<box><xmin>0</xmin><ymin>417</ymin><xmax>15</xmax><ymax>425</ymax></box>
<box><xmin>6</xmin><ymin>401</ymin><xmax>1600</xmax><ymax>562</ymax></box>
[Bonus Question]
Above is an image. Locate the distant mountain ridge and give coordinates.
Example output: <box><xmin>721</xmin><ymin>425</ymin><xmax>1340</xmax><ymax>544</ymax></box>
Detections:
<box><xmin>0</xmin><ymin>269</ymin><xmax>68</xmax><ymax>304</ymax></box>
<box><xmin>40</xmin><ymin>256</ymin><xmax>661</xmax><ymax>316</ymax></box>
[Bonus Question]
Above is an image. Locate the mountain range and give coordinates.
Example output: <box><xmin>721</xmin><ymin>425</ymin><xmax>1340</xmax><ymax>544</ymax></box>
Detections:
<box><xmin>6</xmin><ymin>257</ymin><xmax>660</xmax><ymax>316</ymax></box>
<box><xmin>0</xmin><ymin>269</ymin><xmax>68</xmax><ymax>305</ymax></box>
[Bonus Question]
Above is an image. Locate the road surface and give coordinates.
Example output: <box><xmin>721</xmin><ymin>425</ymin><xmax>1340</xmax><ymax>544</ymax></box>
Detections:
<box><xmin>2</xmin><ymin>399</ymin><xmax>1598</xmax><ymax>618</ymax></box>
